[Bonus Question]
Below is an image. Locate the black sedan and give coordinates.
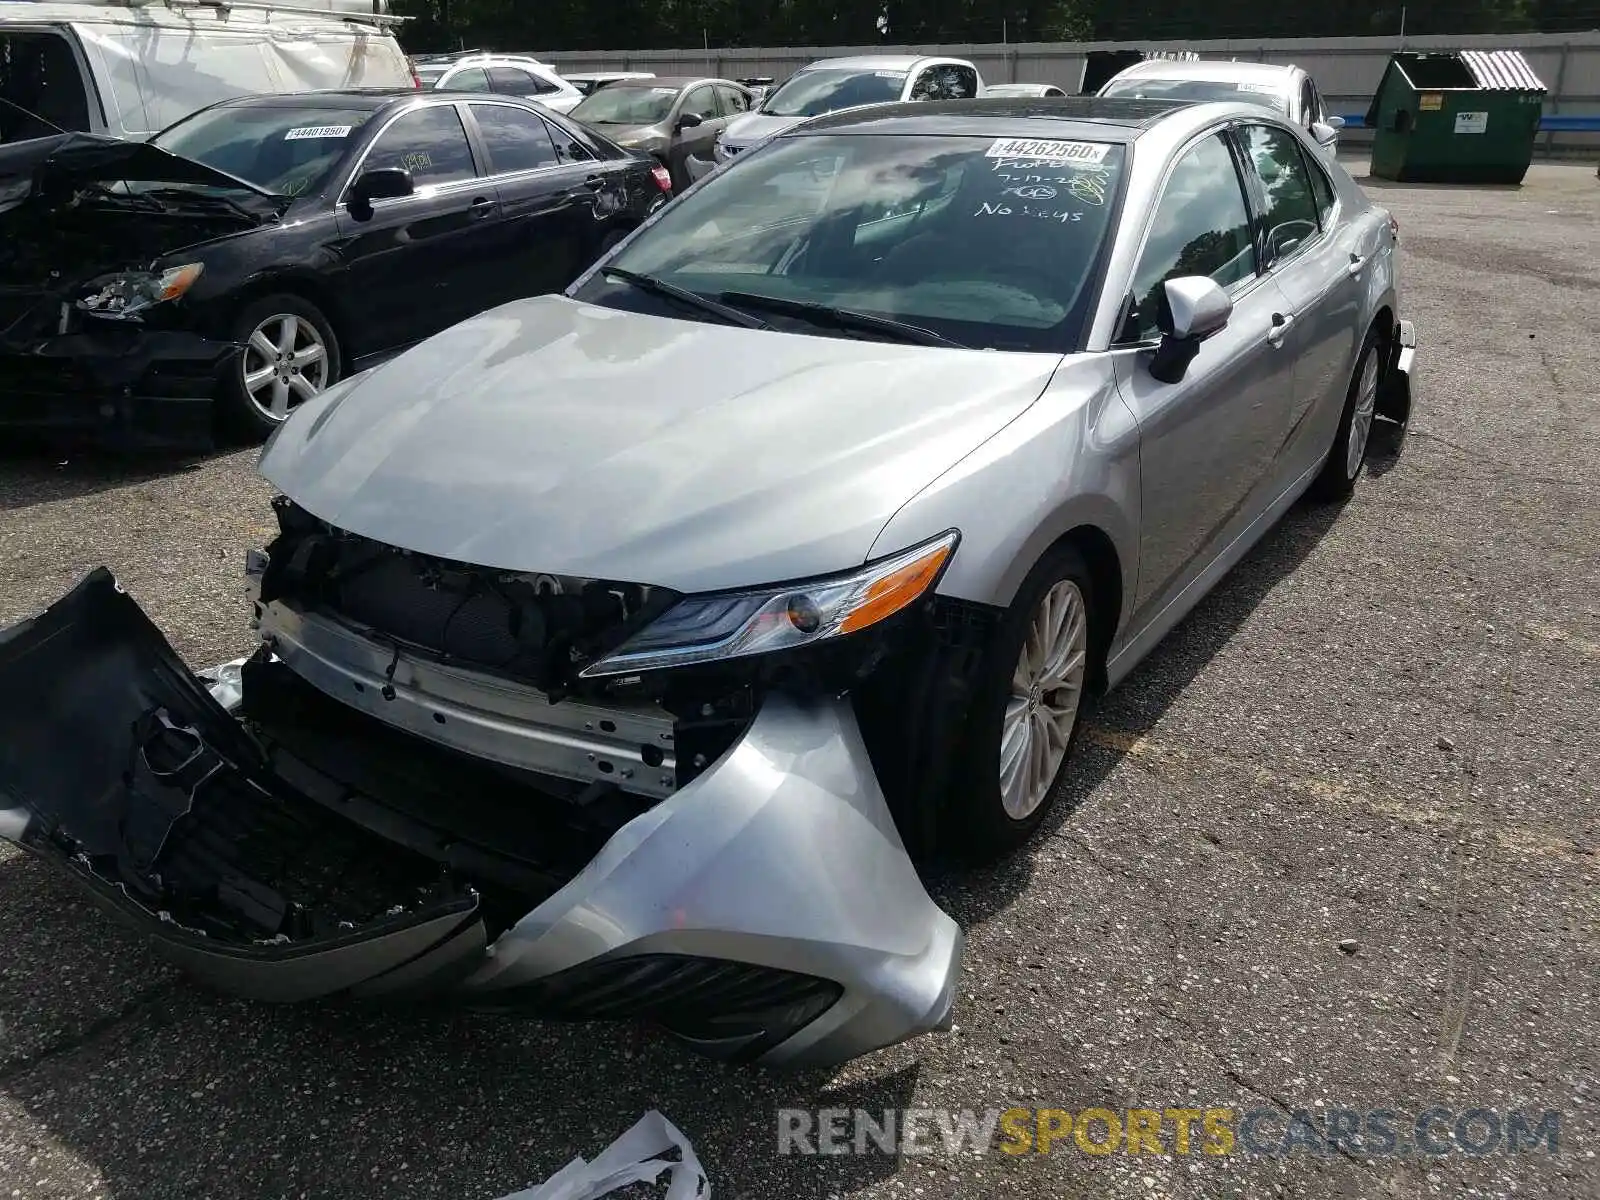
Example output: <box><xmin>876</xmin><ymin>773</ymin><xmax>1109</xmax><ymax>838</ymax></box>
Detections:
<box><xmin>0</xmin><ymin>89</ymin><xmax>672</xmax><ymax>447</ymax></box>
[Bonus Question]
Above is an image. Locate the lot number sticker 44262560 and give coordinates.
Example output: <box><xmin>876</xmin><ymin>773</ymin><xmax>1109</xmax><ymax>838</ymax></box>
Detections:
<box><xmin>985</xmin><ymin>137</ymin><xmax>1110</xmax><ymax>164</ymax></box>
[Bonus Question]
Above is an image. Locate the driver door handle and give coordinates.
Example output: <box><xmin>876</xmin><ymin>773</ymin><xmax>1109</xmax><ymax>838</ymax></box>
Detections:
<box><xmin>1267</xmin><ymin>312</ymin><xmax>1295</xmax><ymax>347</ymax></box>
<box><xmin>1347</xmin><ymin>252</ymin><xmax>1366</xmax><ymax>277</ymax></box>
<box><xmin>467</xmin><ymin>196</ymin><xmax>495</xmax><ymax>219</ymax></box>
<box><xmin>581</xmin><ymin>175</ymin><xmax>607</xmax><ymax>192</ymax></box>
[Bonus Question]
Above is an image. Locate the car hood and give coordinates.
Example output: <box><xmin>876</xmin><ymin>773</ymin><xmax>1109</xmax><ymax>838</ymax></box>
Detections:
<box><xmin>720</xmin><ymin>111</ymin><xmax>806</xmax><ymax>147</ymax></box>
<box><xmin>0</xmin><ymin>133</ymin><xmax>274</xmax><ymax>214</ymax></box>
<box><xmin>260</xmin><ymin>296</ymin><xmax>1063</xmax><ymax>594</ymax></box>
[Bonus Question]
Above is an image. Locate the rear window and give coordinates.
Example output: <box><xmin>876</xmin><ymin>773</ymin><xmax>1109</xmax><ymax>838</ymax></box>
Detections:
<box><xmin>580</xmin><ymin>132</ymin><xmax>1127</xmax><ymax>353</ymax></box>
<box><xmin>760</xmin><ymin>68</ymin><xmax>908</xmax><ymax>117</ymax></box>
<box><xmin>153</xmin><ymin>105</ymin><xmax>376</xmax><ymax>196</ymax></box>
<box><xmin>1102</xmin><ymin>77</ymin><xmax>1289</xmax><ymax>114</ymax></box>
<box><xmin>570</xmin><ymin>85</ymin><xmax>681</xmax><ymax>126</ymax></box>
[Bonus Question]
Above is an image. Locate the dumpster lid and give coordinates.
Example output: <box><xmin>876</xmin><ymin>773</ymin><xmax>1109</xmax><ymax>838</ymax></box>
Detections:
<box><xmin>1458</xmin><ymin>50</ymin><xmax>1545</xmax><ymax>92</ymax></box>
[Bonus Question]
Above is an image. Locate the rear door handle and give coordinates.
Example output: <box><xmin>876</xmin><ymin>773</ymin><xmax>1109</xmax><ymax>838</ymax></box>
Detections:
<box><xmin>468</xmin><ymin>196</ymin><xmax>495</xmax><ymax>219</ymax></box>
<box><xmin>1267</xmin><ymin>312</ymin><xmax>1295</xmax><ymax>346</ymax></box>
<box><xmin>1347</xmin><ymin>252</ymin><xmax>1366</xmax><ymax>277</ymax></box>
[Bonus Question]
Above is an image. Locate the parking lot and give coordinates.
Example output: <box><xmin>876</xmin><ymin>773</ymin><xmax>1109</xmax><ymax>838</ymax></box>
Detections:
<box><xmin>0</xmin><ymin>159</ymin><xmax>1596</xmax><ymax>1199</ymax></box>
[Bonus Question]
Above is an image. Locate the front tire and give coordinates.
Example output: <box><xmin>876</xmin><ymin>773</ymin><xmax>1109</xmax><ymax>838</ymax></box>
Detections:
<box><xmin>948</xmin><ymin>545</ymin><xmax>1094</xmax><ymax>860</ymax></box>
<box><xmin>219</xmin><ymin>294</ymin><xmax>342</xmax><ymax>441</ymax></box>
<box><xmin>1307</xmin><ymin>327</ymin><xmax>1383</xmax><ymax>503</ymax></box>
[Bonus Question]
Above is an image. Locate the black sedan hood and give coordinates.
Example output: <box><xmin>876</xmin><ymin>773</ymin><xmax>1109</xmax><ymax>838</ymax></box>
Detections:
<box><xmin>0</xmin><ymin>133</ymin><xmax>274</xmax><ymax>213</ymax></box>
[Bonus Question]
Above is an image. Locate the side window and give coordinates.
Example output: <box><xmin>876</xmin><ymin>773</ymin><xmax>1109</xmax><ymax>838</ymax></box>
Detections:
<box><xmin>471</xmin><ymin>103</ymin><xmax>559</xmax><ymax>173</ymax></box>
<box><xmin>910</xmin><ymin>65</ymin><xmax>976</xmax><ymax>101</ymax></box>
<box><xmin>1240</xmin><ymin>124</ymin><xmax>1321</xmax><ymax>266</ymax></box>
<box><xmin>1123</xmin><ymin>132</ymin><xmax>1257</xmax><ymax>342</ymax></box>
<box><xmin>363</xmin><ymin>105</ymin><xmax>477</xmax><ymax>187</ymax></box>
<box><xmin>1299</xmin><ymin>80</ymin><xmax>1317</xmax><ymax>129</ymax></box>
<box><xmin>0</xmin><ymin>31</ymin><xmax>92</xmax><ymax>140</ymax></box>
<box><xmin>680</xmin><ymin>86</ymin><xmax>718</xmax><ymax>121</ymax></box>
<box><xmin>446</xmin><ymin>67</ymin><xmax>491</xmax><ymax>93</ymax></box>
<box><xmin>554</xmin><ymin>125</ymin><xmax>597</xmax><ymax>162</ymax></box>
<box><xmin>488</xmin><ymin>67</ymin><xmax>535</xmax><ymax>95</ymax></box>
<box><xmin>717</xmin><ymin>84</ymin><xmax>750</xmax><ymax>114</ymax></box>
<box><xmin>1304</xmin><ymin>147</ymin><xmax>1337</xmax><ymax>226</ymax></box>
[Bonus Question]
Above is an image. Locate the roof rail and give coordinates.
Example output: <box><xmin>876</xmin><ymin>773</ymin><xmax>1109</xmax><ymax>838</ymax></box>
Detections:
<box><xmin>155</xmin><ymin>0</ymin><xmax>402</xmax><ymax>25</ymax></box>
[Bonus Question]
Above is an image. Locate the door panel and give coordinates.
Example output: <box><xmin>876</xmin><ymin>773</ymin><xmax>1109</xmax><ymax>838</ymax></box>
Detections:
<box><xmin>1238</xmin><ymin>124</ymin><xmax>1363</xmax><ymax>479</ymax></box>
<box><xmin>333</xmin><ymin>105</ymin><xmax>504</xmax><ymax>352</ymax></box>
<box><xmin>669</xmin><ymin>85</ymin><xmax>722</xmax><ymax>185</ymax></box>
<box><xmin>467</xmin><ymin>102</ymin><xmax>598</xmax><ymax>301</ymax></box>
<box><xmin>1114</xmin><ymin>130</ymin><xmax>1297</xmax><ymax>624</ymax></box>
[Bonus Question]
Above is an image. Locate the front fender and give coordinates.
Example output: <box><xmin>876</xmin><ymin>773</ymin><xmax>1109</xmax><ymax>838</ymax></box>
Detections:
<box><xmin>868</xmin><ymin>354</ymin><xmax>1140</xmax><ymax>631</ymax></box>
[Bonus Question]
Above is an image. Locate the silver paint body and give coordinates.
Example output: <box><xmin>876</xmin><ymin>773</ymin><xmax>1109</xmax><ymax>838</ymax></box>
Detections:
<box><xmin>82</xmin><ymin>101</ymin><xmax>1404</xmax><ymax>1065</ymax></box>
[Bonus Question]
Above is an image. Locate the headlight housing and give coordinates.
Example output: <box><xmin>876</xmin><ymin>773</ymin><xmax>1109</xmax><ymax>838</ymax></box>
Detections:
<box><xmin>580</xmin><ymin>530</ymin><xmax>959</xmax><ymax>678</ymax></box>
<box><xmin>76</xmin><ymin>263</ymin><xmax>204</xmax><ymax>321</ymax></box>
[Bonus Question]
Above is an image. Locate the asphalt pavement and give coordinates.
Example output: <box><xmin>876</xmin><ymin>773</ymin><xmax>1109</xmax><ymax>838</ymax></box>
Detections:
<box><xmin>0</xmin><ymin>160</ymin><xmax>1597</xmax><ymax>1200</ymax></box>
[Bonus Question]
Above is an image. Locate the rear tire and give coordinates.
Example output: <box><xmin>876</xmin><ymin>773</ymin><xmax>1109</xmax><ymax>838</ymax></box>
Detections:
<box><xmin>218</xmin><ymin>293</ymin><xmax>342</xmax><ymax>442</ymax></box>
<box><xmin>1307</xmin><ymin>326</ymin><xmax>1383</xmax><ymax>504</ymax></box>
<box><xmin>946</xmin><ymin>545</ymin><xmax>1095</xmax><ymax>861</ymax></box>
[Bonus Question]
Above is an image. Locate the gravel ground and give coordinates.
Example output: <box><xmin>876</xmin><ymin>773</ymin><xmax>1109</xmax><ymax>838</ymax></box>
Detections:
<box><xmin>1</xmin><ymin>161</ymin><xmax>1597</xmax><ymax>1200</ymax></box>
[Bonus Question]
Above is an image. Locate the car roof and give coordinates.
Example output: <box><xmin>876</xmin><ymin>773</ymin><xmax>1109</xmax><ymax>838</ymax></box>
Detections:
<box><xmin>795</xmin><ymin>96</ymin><xmax>1191</xmax><ymax>139</ymax></box>
<box><xmin>591</xmin><ymin>76</ymin><xmax>732</xmax><ymax>90</ymax></box>
<box><xmin>1112</xmin><ymin>60</ymin><xmax>1298</xmax><ymax>87</ymax></box>
<box><xmin>799</xmin><ymin>55</ymin><xmax>969</xmax><ymax>72</ymax></box>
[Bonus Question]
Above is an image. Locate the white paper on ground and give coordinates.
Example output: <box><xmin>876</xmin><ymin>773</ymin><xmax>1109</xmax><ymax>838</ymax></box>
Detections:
<box><xmin>491</xmin><ymin>1110</ymin><xmax>708</xmax><ymax>1200</ymax></box>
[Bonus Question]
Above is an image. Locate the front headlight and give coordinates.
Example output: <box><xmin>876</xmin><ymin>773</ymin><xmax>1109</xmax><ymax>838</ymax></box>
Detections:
<box><xmin>76</xmin><ymin>263</ymin><xmax>204</xmax><ymax>321</ymax></box>
<box><xmin>580</xmin><ymin>530</ymin><xmax>959</xmax><ymax>678</ymax></box>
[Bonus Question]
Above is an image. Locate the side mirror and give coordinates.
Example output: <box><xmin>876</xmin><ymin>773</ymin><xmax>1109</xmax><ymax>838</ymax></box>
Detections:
<box><xmin>1326</xmin><ymin>114</ymin><xmax>1346</xmax><ymax>130</ymax></box>
<box><xmin>1149</xmin><ymin>276</ymin><xmax>1232</xmax><ymax>384</ymax></box>
<box><xmin>676</xmin><ymin>111</ymin><xmax>704</xmax><ymax>132</ymax></box>
<box><xmin>349</xmin><ymin>166</ymin><xmax>414</xmax><ymax>207</ymax></box>
<box><xmin>1311</xmin><ymin>121</ymin><xmax>1340</xmax><ymax>146</ymax></box>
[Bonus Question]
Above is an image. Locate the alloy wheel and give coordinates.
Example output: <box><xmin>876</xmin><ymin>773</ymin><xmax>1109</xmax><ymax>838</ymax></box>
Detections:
<box><xmin>242</xmin><ymin>313</ymin><xmax>330</xmax><ymax>421</ymax></box>
<box><xmin>1000</xmin><ymin>579</ymin><xmax>1088</xmax><ymax>821</ymax></box>
<box><xmin>1346</xmin><ymin>351</ymin><xmax>1380</xmax><ymax>480</ymax></box>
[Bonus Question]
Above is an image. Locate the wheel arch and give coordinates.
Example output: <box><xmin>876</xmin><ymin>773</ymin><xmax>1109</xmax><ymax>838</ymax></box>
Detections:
<box><xmin>225</xmin><ymin>272</ymin><xmax>354</xmax><ymax>361</ymax></box>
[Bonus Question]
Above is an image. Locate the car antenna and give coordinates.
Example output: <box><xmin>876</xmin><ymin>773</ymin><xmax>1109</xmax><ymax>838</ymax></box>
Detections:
<box><xmin>0</xmin><ymin>95</ymin><xmax>69</xmax><ymax>136</ymax></box>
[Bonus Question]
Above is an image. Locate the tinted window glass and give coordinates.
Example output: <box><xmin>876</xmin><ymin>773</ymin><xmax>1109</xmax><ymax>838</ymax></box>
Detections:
<box><xmin>446</xmin><ymin>67</ymin><xmax>490</xmax><ymax>92</ymax></box>
<box><xmin>1125</xmin><ymin>132</ymin><xmax>1255</xmax><ymax>341</ymax></box>
<box><xmin>487</xmin><ymin>66</ymin><xmax>540</xmax><ymax>95</ymax></box>
<box><xmin>472</xmin><ymin>103</ymin><xmax>559</xmax><ymax>173</ymax></box>
<box><xmin>364</xmin><ymin>105</ymin><xmax>476</xmax><ymax>186</ymax></box>
<box><xmin>152</xmin><ymin>103</ymin><xmax>375</xmax><ymax>196</ymax></box>
<box><xmin>760</xmin><ymin>69</ymin><xmax>906</xmax><ymax>117</ymax></box>
<box><xmin>910</xmin><ymin>64</ymin><xmax>979</xmax><ymax>101</ymax></box>
<box><xmin>717</xmin><ymin>84</ymin><xmax>751</xmax><ymax>114</ymax></box>
<box><xmin>578</xmin><ymin>133</ymin><xmax>1127</xmax><ymax>353</ymax></box>
<box><xmin>1299</xmin><ymin>80</ymin><xmax>1317</xmax><ymax>128</ymax></box>
<box><xmin>1240</xmin><ymin>124</ymin><xmax>1321</xmax><ymax>265</ymax></box>
<box><xmin>1305</xmin><ymin>148</ymin><xmax>1336</xmax><ymax>224</ymax></box>
<box><xmin>681</xmin><ymin>86</ymin><xmax>718</xmax><ymax>121</ymax></box>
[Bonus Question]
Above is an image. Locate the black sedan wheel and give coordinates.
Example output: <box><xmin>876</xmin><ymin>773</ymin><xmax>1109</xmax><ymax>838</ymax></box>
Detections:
<box><xmin>220</xmin><ymin>294</ymin><xmax>342</xmax><ymax>439</ymax></box>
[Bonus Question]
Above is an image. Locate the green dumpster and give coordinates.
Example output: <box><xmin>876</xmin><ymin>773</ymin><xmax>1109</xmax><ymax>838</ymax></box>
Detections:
<box><xmin>1368</xmin><ymin>50</ymin><xmax>1546</xmax><ymax>184</ymax></box>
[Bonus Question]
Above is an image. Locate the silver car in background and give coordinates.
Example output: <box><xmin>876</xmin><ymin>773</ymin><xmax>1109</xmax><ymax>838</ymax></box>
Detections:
<box><xmin>0</xmin><ymin>98</ymin><xmax>1414</xmax><ymax>1068</ymax></box>
<box><xmin>1100</xmin><ymin>60</ymin><xmax>1345</xmax><ymax>159</ymax></box>
<box><xmin>712</xmin><ymin>54</ymin><xmax>983</xmax><ymax>163</ymax></box>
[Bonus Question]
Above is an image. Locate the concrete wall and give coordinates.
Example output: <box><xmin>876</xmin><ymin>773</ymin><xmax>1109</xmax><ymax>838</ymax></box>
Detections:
<box><xmin>540</xmin><ymin>31</ymin><xmax>1600</xmax><ymax>156</ymax></box>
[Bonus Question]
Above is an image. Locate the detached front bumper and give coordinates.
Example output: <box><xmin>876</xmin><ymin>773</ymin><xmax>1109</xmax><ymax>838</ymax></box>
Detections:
<box><xmin>0</xmin><ymin>571</ymin><xmax>961</xmax><ymax>1067</ymax></box>
<box><xmin>0</xmin><ymin>326</ymin><xmax>234</xmax><ymax>450</ymax></box>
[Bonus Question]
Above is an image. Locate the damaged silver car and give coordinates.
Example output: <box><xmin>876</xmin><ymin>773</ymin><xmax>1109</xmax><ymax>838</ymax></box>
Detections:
<box><xmin>0</xmin><ymin>98</ymin><xmax>1415</xmax><ymax>1066</ymax></box>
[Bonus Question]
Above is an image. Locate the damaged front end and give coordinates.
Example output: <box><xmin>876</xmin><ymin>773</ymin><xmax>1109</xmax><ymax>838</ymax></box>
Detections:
<box><xmin>0</xmin><ymin>500</ymin><xmax>977</xmax><ymax>1066</ymax></box>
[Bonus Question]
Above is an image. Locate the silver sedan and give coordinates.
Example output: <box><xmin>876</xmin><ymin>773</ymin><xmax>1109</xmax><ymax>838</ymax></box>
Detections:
<box><xmin>0</xmin><ymin>98</ymin><xmax>1414</xmax><ymax>1068</ymax></box>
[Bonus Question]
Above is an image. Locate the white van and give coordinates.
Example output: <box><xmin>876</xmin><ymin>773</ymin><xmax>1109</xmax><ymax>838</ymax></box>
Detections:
<box><xmin>0</xmin><ymin>0</ymin><xmax>413</xmax><ymax>146</ymax></box>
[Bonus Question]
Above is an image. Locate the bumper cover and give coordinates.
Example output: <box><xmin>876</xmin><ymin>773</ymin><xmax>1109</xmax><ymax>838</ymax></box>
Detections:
<box><xmin>0</xmin><ymin>327</ymin><xmax>233</xmax><ymax>450</ymax></box>
<box><xmin>0</xmin><ymin>570</ymin><xmax>961</xmax><ymax>1067</ymax></box>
